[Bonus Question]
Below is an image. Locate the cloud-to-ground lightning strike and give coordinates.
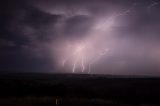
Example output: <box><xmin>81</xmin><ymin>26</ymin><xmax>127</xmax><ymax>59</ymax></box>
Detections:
<box><xmin>87</xmin><ymin>3</ymin><xmax>136</xmax><ymax>74</ymax></box>
<box><xmin>62</xmin><ymin>43</ymin><xmax>86</xmax><ymax>73</ymax></box>
<box><xmin>72</xmin><ymin>58</ymin><xmax>77</xmax><ymax>73</ymax></box>
<box><xmin>72</xmin><ymin>43</ymin><xmax>86</xmax><ymax>73</ymax></box>
<box><xmin>81</xmin><ymin>56</ymin><xmax>85</xmax><ymax>72</ymax></box>
<box><xmin>60</xmin><ymin>3</ymin><xmax>136</xmax><ymax>73</ymax></box>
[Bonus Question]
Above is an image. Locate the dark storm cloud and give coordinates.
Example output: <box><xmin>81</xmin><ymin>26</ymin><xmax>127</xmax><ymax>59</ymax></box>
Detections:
<box><xmin>1</xmin><ymin>0</ymin><xmax>160</xmax><ymax>75</ymax></box>
<box><xmin>0</xmin><ymin>0</ymin><xmax>60</xmax><ymax>72</ymax></box>
<box><xmin>64</xmin><ymin>15</ymin><xmax>93</xmax><ymax>39</ymax></box>
<box><xmin>0</xmin><ymin>38</ymin><xmax>16</xmax><ymax>48</ymax></box>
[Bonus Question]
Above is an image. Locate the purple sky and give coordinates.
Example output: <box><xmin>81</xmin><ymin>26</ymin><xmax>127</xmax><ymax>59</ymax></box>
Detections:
<box><xmin>1</xmin><ymin>0</ymin><xmax>160</xmax><ymax>76</ymax></box>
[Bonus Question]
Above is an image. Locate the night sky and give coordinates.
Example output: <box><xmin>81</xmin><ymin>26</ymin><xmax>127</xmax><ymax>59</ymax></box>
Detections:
<box><xmin>1</xmin><ymin>0</ymin><xmax>160</xmax><ymax>76</ymax></box>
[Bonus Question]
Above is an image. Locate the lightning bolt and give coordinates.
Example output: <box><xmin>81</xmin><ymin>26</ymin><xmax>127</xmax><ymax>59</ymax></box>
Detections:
<box><xmin>72</xmin><ymin>55</ymin><xmax>78</xmax><ymax>73</ymax></box>
<box><xmin>81</xmin><ymin>56</ymin><xmax>85</xmax><ymax>72</ymax></box>
<box><xmin>60</xmin><ymin>3</ymin><xmax>136</xmax><ymax>74</ymax></box>
<box><xmin>87</xmin><ymin>3</ymin><xmax>136</xmax><ymax>73</ymax></box>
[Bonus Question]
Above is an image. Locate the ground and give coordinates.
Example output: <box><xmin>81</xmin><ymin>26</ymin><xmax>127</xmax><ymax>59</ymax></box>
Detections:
<box><xmin>0</xmin><ymin>73</ymin><xmax>160</xmax><ymax>105</ymax></box>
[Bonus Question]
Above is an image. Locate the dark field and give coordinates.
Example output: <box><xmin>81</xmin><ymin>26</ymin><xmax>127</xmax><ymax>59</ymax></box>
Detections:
<box><xmin>0</xmin><ymin>73</ymin><xmax>160</xmax><ymax>106</ymax></box>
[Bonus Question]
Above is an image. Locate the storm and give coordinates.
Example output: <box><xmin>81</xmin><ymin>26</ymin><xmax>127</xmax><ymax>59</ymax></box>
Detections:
<box><xmin>1</xmin><ymin>0</ymin><xmax>160</xmax><ymax>76</ymax></box>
